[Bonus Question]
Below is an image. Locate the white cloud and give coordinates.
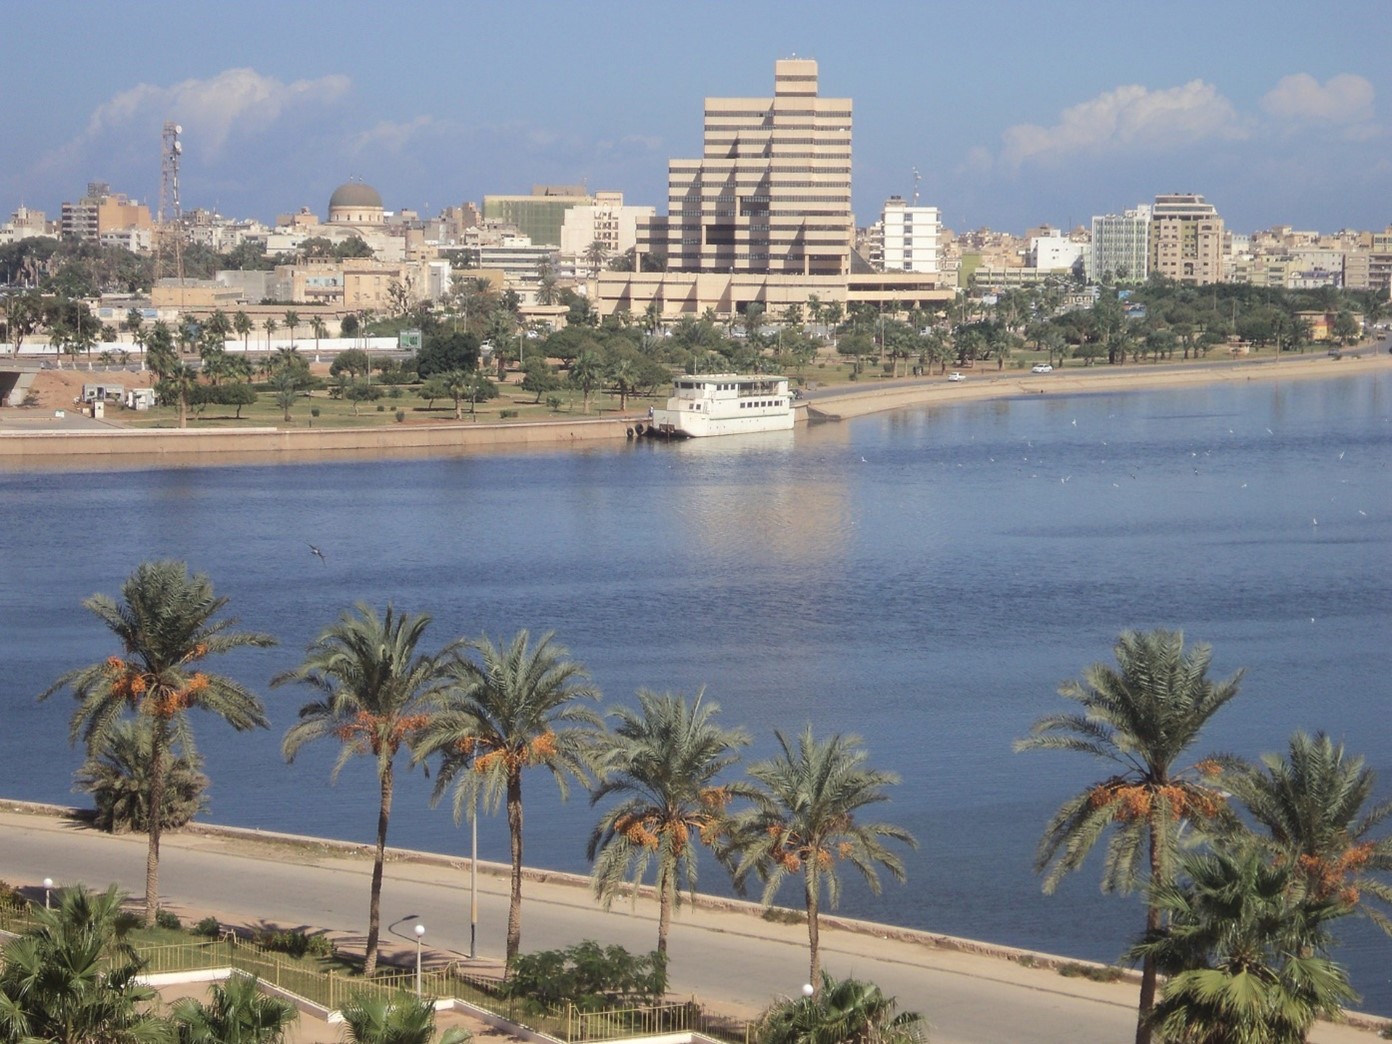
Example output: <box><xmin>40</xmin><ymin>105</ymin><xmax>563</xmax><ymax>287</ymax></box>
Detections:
<box><xmin>84</xmin><ymin>68</ymin><xmax>350</xmax><ymax>155</ymax></box>
<box><xmin>1261</xmin><ymin>73</ymin><xmax>1374</xmax><ymax>124</ymax></box>
<box><xmin>345</xmin><ymin>115</ymin><xmax>436</xmax><ymax>155</ymax></box>
<box><xmin>1000</xmin><ymin>80</ymin><xmax>1245</xmax><ymax>169</ymax></box>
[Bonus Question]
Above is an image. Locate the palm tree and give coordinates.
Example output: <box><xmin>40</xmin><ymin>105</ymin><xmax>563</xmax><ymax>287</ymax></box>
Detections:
<box><xmin>310</xmin><ymin>316</ymin><xmax>328</xmax><ymax>356</ymax></box>
<box><xmin>74</xmin><ymin>718</ymin><xmax>208</xmax><ymax>834</ymax></box>
<box><xmin>569</xmin><ymin>351</ymin><xmax>605</xmax><ymax>414</ymax></box>
<box><xmin>723</xmin><ymin>726</ymin><xmax>917</xmax><ymax>993</ymax></box>
<box><xmin>588</xmin><ymin>688</ymin><xmax>751</xmax><ymax>957</ymax></box>
<box><xmin>1014</xmin><ymin>628</ymin><xmax>1244</xmax><ymax>1044</ymax></box>
<box><xmin>607</xmin><ymin>356</ymin><xmax>640</xmax><ymax>411</ymax></box>
<box><xmin>754</xmin><ymin>971</ymin><xmax>927</xmax><ymax>1044</ymax></box>
<box><xmin>275</xmin><ymin>604</ymin><xmax>453</xmax><ymax>977</ymax></box>
<box><xmin>262</xmin><ymin>317</ymin><xmax>278</xmax><ymax>351</ymax></box>
<box><xmin>1222</xmin><ymin>731</ymin><xmax>1392</xmax><ymax>934</ymax></box>
<box><xmin>233</xmin><ymin>310</ymin><xmax>253</xmax><ymax>353</ymax></box>
<box><xmin>414</xmin><ymin>629</ymin><xmax>601</xmax><ymax>964</ymax></box>
<box><xmin>338</xmin><ymin>991</ymin><xmax>468</xmax><ymax>1044</ymax></box>
<box><xmin>0</xmin><ymin>884</ymin><xmax>170</xmax><ymax>1044</ymax></box>
<box><xmin>41</xmin><ymin>561</ymin><xmax>274</xmax><ymax>925</ymax></box>
<box><xmin>1126</xmin><ymin>843</ymin><xmax>1355</xmax><ymax>1044</ymax></box>
<box><xmin>283</xmin><ymin>310</ymin><xmax>300</xmax><ymax>347</ymax></box>
<box><xmin>171</xmin><ymin>973</ymin><xmax>299</xmax><ymax>1044</ymax></box>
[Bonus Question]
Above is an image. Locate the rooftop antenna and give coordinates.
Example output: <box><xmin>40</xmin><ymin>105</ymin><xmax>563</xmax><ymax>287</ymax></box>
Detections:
<box><xmin>912</xmin><ymin>167</ymin><xmax>921</xmax><ymax>206</ymax></box>
<box><xmin>155</xmin><ymin>121</ymin><xmax>185</xmax><ymax>295</ymax></box>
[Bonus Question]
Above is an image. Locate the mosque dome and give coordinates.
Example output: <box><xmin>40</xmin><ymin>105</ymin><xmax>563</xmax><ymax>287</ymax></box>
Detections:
<box><xmin>328</xmin><ymin>181</ymin><xmax>383</xmax><ymax>210</ymax></box>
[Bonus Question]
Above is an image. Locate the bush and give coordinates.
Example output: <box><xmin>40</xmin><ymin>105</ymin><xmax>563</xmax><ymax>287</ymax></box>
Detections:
<box><xmin>499</xmin><ymin>409</ymin><xmax>518</xmax><ymax>419</ymax></box>
<box><xmin>504</xmin><ymin>940</ymin><xmax>666</xmax><ymax>1013</ymax></box>
<box><xmin>394</xmin><ymin>410</ymin><xmax>405</xmax><ymax>423</ymax></box>
<box><xmin>192</xmin><ymin>916</ymin><xmax>222</xmax><ymax>938</ymax></box>
<box><xmin>376</xmin><ymin>403</ymin><xmax>385</xmax><ymax>412</ymax></box>
<box><xmin>310</xmin><ymin>407</ymin><xmax>320</xmax><ymax>418</ymax></box>
<box><xmin>156</xmin><ymin>909</ymin><xmax>182</xmax><ymax>930</ymax></box>
<box><xmin>254</xmin><ymin>928</ymin><xmax>335</xmax><ymax>959</ymax></box>
<box><xmin>546</xmin><ymin>395</ymin><xmax>563</xmax><ymax>412</ymax></box>
<box><xmin>1057</xmin><ymin>962</ymin><xmax>1125</xmax><ymax>982</ymax></box>
<box><xmin>74</xmin><ymin>720</ymin><xmax>207</xmax><ymax>834</ymax></box>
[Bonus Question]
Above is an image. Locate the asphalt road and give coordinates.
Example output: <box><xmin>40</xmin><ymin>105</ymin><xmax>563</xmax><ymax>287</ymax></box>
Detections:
<box><xmin>2</xmin><ymin>810</ymin><xmax>1381</xmax><ymax>1043</ymax></box>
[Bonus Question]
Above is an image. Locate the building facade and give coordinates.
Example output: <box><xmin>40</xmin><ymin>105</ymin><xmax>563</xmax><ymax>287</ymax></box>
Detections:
<box><xmin>1149</xmin><ymin>194</ymin><xmax>1224</xmax><ymax>284</ymax></box>
<box><xmin>60</xmin><ymin>183</ymin><xmax>152</xmax><ymax>245</ymax></box>
<box><xmin>1088</xmin><ymin>206</ymin><xmax>1150</xmax><ymax>283</ymax></box>
<box><xmin>878</xmin><ymin>196</ymin><xmax>940</xmax><ymax>275</ymax></box>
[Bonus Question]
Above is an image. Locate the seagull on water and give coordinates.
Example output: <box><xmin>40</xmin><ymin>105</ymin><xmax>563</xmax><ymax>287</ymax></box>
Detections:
<box><xmin>308</xmin><ymin>543</ymin><xmax>327</xmax><ymax>563</ymax></box>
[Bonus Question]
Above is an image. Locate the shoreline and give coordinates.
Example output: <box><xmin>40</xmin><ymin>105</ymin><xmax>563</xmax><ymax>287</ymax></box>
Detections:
<box><xmin>2</xmin><ymin>348</ymin><xmax>1387</xmax><ymax>468</ymax></box>
<box><xmin>3</xmin><ymin>799</ymin><xmax>1387</xmax><ymax>1036</ymax></box>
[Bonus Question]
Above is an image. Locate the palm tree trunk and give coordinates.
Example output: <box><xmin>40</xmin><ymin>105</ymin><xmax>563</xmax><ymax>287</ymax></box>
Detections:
<box><xmin>506</xmin><ymin>770</ymin><xmax>524</xmax><ymax>965</ymax></box>
<box><xmin>364</xmin><ymin>762</ymin><xmax>393</xmax><ymax>977</ymax></box>
<box><xmin>805</xmin><ymin>870</ymin><xmax>821</xmax><ymax>996</ymax></box>
<box><xmin>144</xmin><ymin>715</ymin><xmax>169</xmax><ymax>925</ymax></box>
<box><xmin>1135</xmin><ymin>831</ymin><xmax>1160</xmax><ymax>1044</ymax></box>
<box><xmin>657</xmin><ymin>868</ymin><xmax>673</xmax><ymax>958</ymax></box>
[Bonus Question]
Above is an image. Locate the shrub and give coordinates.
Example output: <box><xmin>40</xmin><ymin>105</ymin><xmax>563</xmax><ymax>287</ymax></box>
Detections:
<box><xmin>74</xmin><ymin>720</ymin><xmax>207</xmax><ymax>833</ymax></box>
<box><xmin>499</xmin><ymin>409</ymin><xmax>518</xmax><ymax>419</ymax></box>
<box><xmin>504</xmin><ymin>941</ymin><xmax>666</xmax><ymax>1012</ymax></box>
<box><xmin>546</xmin><ymin>395</ymin><xmax>563</xmax><ymax>412</ymax></box>
<box><xmin>254</xmin><ymin>928</ymin><xmax>335</xmax><ymax>959</ymax></box>
<box><xmin>394</xmin><ymin>410</ymin><xmax>405</xmax><ymax>423</ymax></box>
<box><xmin>310</xmin><ymin>407</ymin><xmax>320</xmax><ymax>418</ymax></box>
<box><xmin>192</xmin><ymin>916</ymin><xmax>222</xmax><ymax>937</ymax></box>
<box><xmin>156</xmin><ymin>909</ymin><xmax>182</xmax><ymax>930</ymax></box>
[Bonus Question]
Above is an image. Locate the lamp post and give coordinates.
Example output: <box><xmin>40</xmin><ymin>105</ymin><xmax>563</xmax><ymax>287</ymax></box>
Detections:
<box><xmin>414</xmin><ymin>923</ymin><xmax>425</xmax><ymax>997</ymax></box>
<box><xmin>469</xmin><ymin>794</ymin><xmax>478</xmax><ymax>960</ymax></box>
<box><xmin>43</xmin><ymin>877</ymin><xmax>53</xmax><ymax>909</ymax></box>
<box><xmin>801</xmin><ymin>983</ymin><xmax>815</xmax><ymax>999</ymax></box>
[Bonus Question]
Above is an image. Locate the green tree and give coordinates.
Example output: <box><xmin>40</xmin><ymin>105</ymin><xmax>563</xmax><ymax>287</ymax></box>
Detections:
<box><xmin>521</xmin><ymin>360</ymin><xmax>561</xmax><ymax>404</ymax></box>
<box><xmin>74</xmin><ymin>718</ymin><xmax>208</xmax><ymax>834</ymax></box>
<box><xmin>569</xmin><ymin>351</ymin><xmax>605</xmax><ymax>413</ymax></box>
<box><xmin>1014</xmin><ymin>629</ymin><xmax>1244</xmax><ymax>1044</ymax></box>
<box><xmin>588</xmin><ymin>689</ymin><xmax>751</xmax><ymax>957</ymax></box>
<box><xmin>607</xmin><ymin>356</ymin><xmax>641</xmax><ymax>410</ymax></box>
<box><xmin>1126</xmin><ymin>844</ymin><xmax>1355</xmax><ymax>1044</ymax></box>
<box><xmin>282</xmin><ymin>310</ymin><xmax>301</xmax><ymax>347</ymax></box>
<box><xmin>337</xmin><ymin>991</ymin><xmax>468</xmax><ymax>1044</ymax></box>
<box><xmin>414</xmin><ymin>630</ymin><xmax>602</xmax><ymax>964</ymax></box>
<box><xmin>723</xmin><ymin>727</ymin><xmax>917</xmax><ymax>993</ymax></box>
<box><xmin>0</xmin><ymin>884</ymin><xmax>171</xmax><ymax>1044</ymax></box>
<box><xmin>330</xmin><ymin>347</ymin><xmax>372</xmax><ymax>378</ymax></box>
<box><xmin>40</xmin><ymin>562</ymin><xmax>274</xmax><ymax>926</ymax></box>
<box><xmin>171</xmin><ymin>974</ymin><xmax>299</xmax><ymax>1044</ymax></box>
<box><xmin>262</xmin><ymin>316</ymin><xmax>278</xmax><ymax>351</ymax></box>
<box><xmin>1222</xmin><ymin>731</ymin><xmax>1392</xmax><ymax>935</ymax></box>
<box><xmin>754</xmin><ymin>972</ymin><xmax>927</xmax><ymax>1044</ymax></box>
<box><xmin>233</xmin><ymin>311</ymin><xmax>253</xmax><ymax>353</ymax></box>
<box><xmin>309</xmin><ymin>316</ymin><xmax>328</xmax><ymax>356</ymax></box>
<box><xmin>275</xmin><ymin>604</ymin><xmax>453</xmax><ymax>977</ymax></box>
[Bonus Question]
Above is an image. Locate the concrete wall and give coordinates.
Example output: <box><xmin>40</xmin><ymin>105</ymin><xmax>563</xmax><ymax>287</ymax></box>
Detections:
<box><xmin>0</xmin><ymin>416</ymin><xmax>633</xmax><ymax>462</ymax></box>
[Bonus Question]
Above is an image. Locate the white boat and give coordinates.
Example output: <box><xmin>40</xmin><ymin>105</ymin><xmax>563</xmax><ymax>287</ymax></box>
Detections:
<box><xmin>644</xmin><ymin>373</ymin><xmax>796</xmax><ymax>438</ymax></box>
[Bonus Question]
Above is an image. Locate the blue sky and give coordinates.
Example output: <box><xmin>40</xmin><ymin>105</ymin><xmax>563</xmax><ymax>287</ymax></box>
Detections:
<box><xmin>4</xmin><ymin>1</ymin><xmax>1388</xmax><ymax>235</ymax></box>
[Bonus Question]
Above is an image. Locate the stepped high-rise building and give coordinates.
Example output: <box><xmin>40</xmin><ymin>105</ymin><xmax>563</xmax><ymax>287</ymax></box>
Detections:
<box><xmin>659</xmin><ymin>58</ymin><xmax>852</xmax><ymax>277</ymax></box>
<box><xmin>598</xmin><ymin>58</ymin><xmax>949</xmax><ymax>319</ymax></box>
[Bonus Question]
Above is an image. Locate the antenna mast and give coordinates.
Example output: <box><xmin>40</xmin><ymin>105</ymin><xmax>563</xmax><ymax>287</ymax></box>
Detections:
<box><xmin>156</xmin><ymin>121</ymin><xmax>185</xmax><ymax>291</ymax></box>
<box><xmin>912</xmin><ymin>167</ymin><xmax>921</xmax><ymax>206</ymax></box>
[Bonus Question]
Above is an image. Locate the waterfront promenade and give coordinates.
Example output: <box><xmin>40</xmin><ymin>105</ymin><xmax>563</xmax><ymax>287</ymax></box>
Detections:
<box><xmin>1</xmin><ymin>803</ymin><xmax>1384</xmax><ymax>1043</ymax></box>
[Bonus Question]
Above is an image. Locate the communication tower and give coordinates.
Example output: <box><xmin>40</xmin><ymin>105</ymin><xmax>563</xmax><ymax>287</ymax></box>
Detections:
<box><xmin>155</xmin><ymin>121</ymin><xmax>185</xmax><ymax>287</ymax></box>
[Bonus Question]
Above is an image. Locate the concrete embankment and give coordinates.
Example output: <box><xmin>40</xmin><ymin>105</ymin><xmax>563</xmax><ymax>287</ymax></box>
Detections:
<box><xmin>0</xmin><ymin>414</ymin><xmax>637</xmax><ymax>463</ymax></box>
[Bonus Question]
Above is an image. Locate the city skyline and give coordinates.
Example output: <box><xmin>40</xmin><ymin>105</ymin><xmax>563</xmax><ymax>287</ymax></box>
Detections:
<box><xmin>3</xmin><ymin>0</ymin><xmax>1389</xmax><ymax>235</ymax></box>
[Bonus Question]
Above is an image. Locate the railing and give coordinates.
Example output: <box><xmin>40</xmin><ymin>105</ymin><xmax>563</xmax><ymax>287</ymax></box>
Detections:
<box><xmin>4</xmin><ymin>910</ymin><xmax>752</xmax><ymax>1044</ymax></box>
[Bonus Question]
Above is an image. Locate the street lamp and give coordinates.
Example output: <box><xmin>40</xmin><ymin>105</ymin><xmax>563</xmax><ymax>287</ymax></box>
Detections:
<box><xmin>414</xmin><ymin>923</ymin><xmax>425</xmax><ymax>997</ymax></box>
<box><xmin>801</xmin><ymin>983</ymin><xmax>815</xmax><ymax>998</ymax></box>
<box><xmin>43</xmin><ymin>878</ymin><xmax>53</xmax><ymax>909</ymax></box>
<box><xmin>469</xmin><ymin>794</ymin><xmax>478</xmax><ymax>960</ymax></box>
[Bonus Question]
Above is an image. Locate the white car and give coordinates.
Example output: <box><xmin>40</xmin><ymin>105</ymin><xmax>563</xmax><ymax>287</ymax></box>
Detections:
<box><xmin>948</xmin><ymin>372</ymin><xmax>965</xmax><ymax>382</ymax></box>
<box><xmin>1031</xmin><ymin>363</ymin><xmax>1054</xmax><ymax>373</ymax></box>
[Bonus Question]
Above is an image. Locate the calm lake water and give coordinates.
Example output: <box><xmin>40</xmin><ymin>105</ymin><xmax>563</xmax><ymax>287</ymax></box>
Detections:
<box><xmin>3</xmin><ymin>370</ymin><xmax>1390</xmax><ymax>1011</ymax></box>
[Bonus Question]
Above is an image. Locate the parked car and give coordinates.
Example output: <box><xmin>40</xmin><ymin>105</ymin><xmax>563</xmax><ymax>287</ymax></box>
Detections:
<box><xmin>1031</xmin><ymin>363</ymin><xmax>1054</xmax><ymax>373</ymax></box>
<box><xmin>948</xmin><ymin>372</ymin><xmax>965</xmax><ymax>382</ymax></box>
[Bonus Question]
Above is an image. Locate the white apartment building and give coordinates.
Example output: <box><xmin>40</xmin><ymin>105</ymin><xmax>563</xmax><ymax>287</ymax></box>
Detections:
<box><xmin>1027</xmin><ymin>231</ymin><xmax>1084</xmax><ymax>273</ymax></box>
<box><xmin>878</xmin><ymin>196</ymin><xmax>940</xmax><ymax>275</ymax></box>
<box><xmin>559</xmin><ymin>192</ymin><xmax>655</xmax><ymax>274</ymax></box>
<box><xmin>1088</xmin><ymin>205</ymin><xmax>1150</xmax><ymax>283</ymax></box>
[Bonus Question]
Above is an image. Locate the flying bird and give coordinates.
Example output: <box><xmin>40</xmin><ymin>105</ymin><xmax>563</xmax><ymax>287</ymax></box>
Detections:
<box><xmin>308</xmin><ymin>543</ymin><xmax>327</xmax><ymax>563</ymax></box>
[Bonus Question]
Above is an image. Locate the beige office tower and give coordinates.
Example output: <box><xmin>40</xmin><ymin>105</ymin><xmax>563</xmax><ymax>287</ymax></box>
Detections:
<box><xmin>663</xmin><ymin>59</ymin><xmax>852</xmax><ymax>276</ymax></box>
<box><xmin>1149</xmin><ymin>194</ymin><xmax>1225</xmax><ymax>284</ymax></box>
